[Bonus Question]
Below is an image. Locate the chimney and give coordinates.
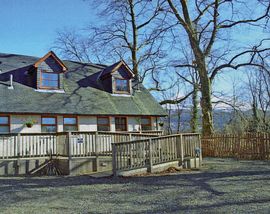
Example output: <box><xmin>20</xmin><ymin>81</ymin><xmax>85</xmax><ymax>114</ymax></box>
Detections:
<box><xmin>8</xmin><ymin>74</ymin><xmax>14</xmax><ymax>90</ymax></box>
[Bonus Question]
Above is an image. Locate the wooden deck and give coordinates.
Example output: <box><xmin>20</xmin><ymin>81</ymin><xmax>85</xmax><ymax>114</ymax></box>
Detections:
<box><xmin>0</xmin><ymin>131</ymin><xmax>202</xmax><ymax>176</ymax></box>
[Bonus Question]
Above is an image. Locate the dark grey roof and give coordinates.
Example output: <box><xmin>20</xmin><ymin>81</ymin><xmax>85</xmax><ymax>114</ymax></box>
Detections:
<box><xmin>0</xmin><ymin>53</ymin><xmax>166</xmax><ymax>116</ymax></box>
<box><xmin>99</xmin><ymin>61</ymin><xmax>120</xmax><ymax>77</ymax></box>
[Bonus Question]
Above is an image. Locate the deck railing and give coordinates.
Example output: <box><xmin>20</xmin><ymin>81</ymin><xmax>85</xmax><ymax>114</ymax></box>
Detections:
<box><xmin>68</xmin><ymin>131</ymin><xmax>158</xmax><ymax>157</ymax></box>
<box><xmin>112</xmin><ymin>133</ymin><xmax>201</xmax><ymax>175</ymax></box>
<box><xmin>0</xmin><ymin>131</ymin><xmax>158</xmax><ymax>159</ymax></box>
<box><xmin>125</xmin><ymin>130</ymin><xmax>163</xmax><ymax>136</ymax></box>
<box><xmin>0</xmin><ymin>133</ymin><xmax>58</xmax><ymax>159</ymax></box>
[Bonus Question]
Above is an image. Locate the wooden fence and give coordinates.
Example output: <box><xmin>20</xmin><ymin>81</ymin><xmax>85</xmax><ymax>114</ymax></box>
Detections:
<box><xmin>112</xmin><ymin>133</ymin><xmax>201</xmax><ymax>175</ymax></box>
<box><xmin>202</xmin><ymin>133</ymin><xmax>270</xmax><ymax>160</ymax></box>
<box><xmin>0</xmin><ymin>131</ymin><xmax>157</xmax><ymax>159</ymax></box>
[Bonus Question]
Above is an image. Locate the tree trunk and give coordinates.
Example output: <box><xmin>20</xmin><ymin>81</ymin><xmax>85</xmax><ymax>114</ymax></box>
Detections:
<box><xmin>129</xmin><ymin>0</ymin><xmax>139</xmax><ymax>79</ymax></box>
<box><xmin>190</xmin><ymin>84</ymin><xmax>199</xmax><ymax>133</ymax></box>
<box><xmin>192</xmin><ymin>44</ymin><xmax>214</xmax><ymax>136</ymax></box>
<box><xmin>200</xmin><ymin>74</ymin><xmax>214</xmax><ymax>136</ymax></box>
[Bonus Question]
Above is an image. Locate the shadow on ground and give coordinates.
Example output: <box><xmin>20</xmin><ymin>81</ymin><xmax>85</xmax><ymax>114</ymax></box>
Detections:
<box><xmin>0</xmin><ymin>158</ymin><xmax>269</xmax><ymax>213</ymax></box>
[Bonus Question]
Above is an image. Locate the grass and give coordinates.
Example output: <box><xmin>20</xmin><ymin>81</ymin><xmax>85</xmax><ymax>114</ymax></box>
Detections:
<box><xmin>0</xmin><ymin>158</ymin><xmax>270</xmax><ymax>213</ymax></box>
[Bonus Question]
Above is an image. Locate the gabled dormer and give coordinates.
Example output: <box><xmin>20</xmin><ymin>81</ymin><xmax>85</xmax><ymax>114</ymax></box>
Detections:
<box><xmin>33</xmin><ymin>51</ymin><xmax>67</xmax><ymax>91</ymax></box>
<box><xmin>99</xmin><ymin>60</ymin><xmax>135</xmax><ymax>95</ymax></box>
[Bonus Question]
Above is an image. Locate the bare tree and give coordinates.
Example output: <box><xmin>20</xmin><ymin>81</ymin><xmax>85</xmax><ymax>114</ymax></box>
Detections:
<box><xmin>246</xmin><ymin>67</ymin><xmax>270</xmax><ymax>132</ymax></box>
<box><xmin>163</xmin><ymin>0</ymin><xmax>270</xmax><ymax>135</ymax></box>
<box><xmin>53</xmin><ymin>0</ymin><xmax>171</xmax><ymax>84</ymax></box>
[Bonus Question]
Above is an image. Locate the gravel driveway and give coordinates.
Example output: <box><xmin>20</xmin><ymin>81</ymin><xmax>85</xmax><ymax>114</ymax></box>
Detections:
<box><xmin>0</xmin><ymin>158</ymin><xmax>269</xmax><ymax>214</ymax></box>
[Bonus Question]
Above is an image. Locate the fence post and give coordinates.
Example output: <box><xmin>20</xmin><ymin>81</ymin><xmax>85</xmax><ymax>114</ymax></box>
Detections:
<box><xmin>129</xmin><ymin>133</ymin><xmax>132</xmax><ymax>141</ymax></box>
<box><xmin>148</xmin><ymin>138</ymin><xmax>153</xmax><ymax>173</ymax></box>
<box><xmin>199</xmin><ymin>134</ymin><xmax>202</xmax><ymax>167</ymax></box>
<box><xmin>180</xmin><ymin>134</ymin><xmax>184</xmax><ymax>167</ymax></box>
<box><xmin>95</xmin><ymin>131</ymin><xmax>100</xmax><ymax>172</ymax></box>
<box><xmin>112</xmin><ymin>143</ymin><xmax>117</xmax><ymax>176</ymax></box>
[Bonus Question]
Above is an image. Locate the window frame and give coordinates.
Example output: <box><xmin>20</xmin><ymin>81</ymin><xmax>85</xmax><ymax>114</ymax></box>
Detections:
<box><xmin>115</xmin><ymin>116</ymin><xmax>127</xmax><ymax>132</ymax></box>
<box><xmin>141</xmin><ymin>116</ymin><xmax>152</xmax><ymax>131</ymax></box>
<box><xmin>114</xmin><ymin>78</ymin><xmax>130</xmax><ymax>94</ymax></box>
<box><xmin>97</xmin><ymin>116</ymin><xmax>111</xmax><ymax>131</ymax></box>
<box><xmin>41</xmin><ymin>116</ymin><xmax>57</xmax><ymax>133</ymax></box>
<box><xmin>39</xmin><ymin>70</ymin><xmax>60</xmax><ymax>90</ymax></box>
<box><xmin>0</xmin><ymin>115</ymin><xmax>10</xmax><ymax>133</ymax></box>
<box><xmin>63</xmin><ymin>116</ymin><xmax>78</xmax><ymax>132</ymax></box>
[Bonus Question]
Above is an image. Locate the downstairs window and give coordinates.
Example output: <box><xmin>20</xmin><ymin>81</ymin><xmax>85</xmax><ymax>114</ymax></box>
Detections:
<box><xmin>41</xmin><ymin>116</ymin><xmax>57</xmax><ymax>133</ymax></box>
<box><xmin>63</xmin><ymin>117</ymin><xmax>78</xmax><ymax>132</ymax></box>
<box><xmin>115</xmin><ymin>117</ymin><xmax>127</xmax><ymax>131</ymax></box>
<box><xmin>97</xmin><ymin>117</ymin><xmax>110</xmax><ymax>131</ymax></box>
<box><xmin>141</xmin><ymin>117</ymin><xmax>152</xmax><ymax>131</ymax></box>
<box><xmin>0</xmin><ymin>116</ymin><xmax>9</xmax><ymax>133</ymax></box>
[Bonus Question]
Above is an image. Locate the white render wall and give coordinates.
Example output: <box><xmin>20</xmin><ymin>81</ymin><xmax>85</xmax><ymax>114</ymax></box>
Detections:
<box><xmin>11</xmin><ymin>115</ymin><xmax>41</xmax><ymax>133</ymax></box>
<box><xmin>127</xmin><ymin>117</ymin><xmax>141</xmax><ymax>132</ymax></box>
<box><xmin>8</xmin><ymin>115</ymin><xmax>158</xmax><ymax>133</ymax></box>
<box><xmin>78</xmin><ymin>116</ymin><xmax>97</xmax><ymax>131</ymax></box>
<box><xmin>57</xmin><ymin>116</ymin><xmax>63</xmax><ymax>132</ymax></box>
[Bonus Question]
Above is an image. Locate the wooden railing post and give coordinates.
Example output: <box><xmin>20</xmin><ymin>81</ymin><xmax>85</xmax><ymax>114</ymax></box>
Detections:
<box><xmin>67</xmin><ymin>132</ymin><xmax>72</xmax><ymax>174</ymax></box>
<box><xmin>95</xmin><ymin>131</ymin><xmax>99</xmax><ymax>155</ymax></box>
<box><xmin>95</xmin><ymin>131</ymin><xmax>100</xmax><ymax>172</ymax></box>
<box><xmin>17</xmin><ymin>133</ymin><xmax>21</xmax><ymax>157</ymax></box>
<box><xmin>112</xmin><ymin>143</ymin><xmax>117</xmax><ymax>176</ymax></box>
<box><xmin>148</xmin><ymin>138</ymin><xmax>153</xmax><ymax>173</ymax></box>
<box><xmin>68</xmin><ymin>132</ymin><xmax>72</xmax><ymax>158</ymax></box>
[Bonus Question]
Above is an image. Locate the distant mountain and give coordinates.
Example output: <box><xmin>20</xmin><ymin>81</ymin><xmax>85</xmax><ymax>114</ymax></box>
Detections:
<box><xmin>166</xmin><ymin>109</ymin><xmax>235</xmax><ymax>132</ymax></box>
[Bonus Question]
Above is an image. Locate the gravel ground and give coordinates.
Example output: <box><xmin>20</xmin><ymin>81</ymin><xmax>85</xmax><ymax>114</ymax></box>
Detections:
<box><xmin>0</xmin><ymin>158</ymin><xmax>269</xmax><ymax>214</ymax></box>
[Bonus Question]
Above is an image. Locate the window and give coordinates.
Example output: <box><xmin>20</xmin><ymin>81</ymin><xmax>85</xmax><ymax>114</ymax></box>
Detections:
<box><xmin>97</xmin><ymin>117</ymin><xmax>110</xmax><ymax>131</ymax></box>
<box><xmin>0</xmin><ymin>116</ymin><xmax>9</xmax><ymax>133</ymax></box>
<box><xmin>115</xmin><ymin>78</ymin><xmax>129</xmax><ymax>93</ymax></box>
<box><xmin>115</xmin><ymin>117</ymin><xmax>127</xmax><ymax>131</ymax></box>
<box><xmin>40</xmin><ymin>70</ymin><xmax>59</xmax><ymax>89</ymax></box>
<box><xmin>63</xmin><ymin>117</ymin><xmax>78</xmax><ymax>132</ymax></box>
<box><xmin>141</xmin><ymin>117</ymin><xmax>152</xmax><ymax>131</ymax></box>
<box><xmin>41</xmin><ymin>116</ymin><xmax>57</xmax><ymax>133</ymax></box>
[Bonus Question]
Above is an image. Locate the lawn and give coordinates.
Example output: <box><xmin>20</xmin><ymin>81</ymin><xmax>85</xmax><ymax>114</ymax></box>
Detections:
<box><xmin>0</xmin><ymin>158</ymin><xmax>269</xmax><ymax>214</ymax></box>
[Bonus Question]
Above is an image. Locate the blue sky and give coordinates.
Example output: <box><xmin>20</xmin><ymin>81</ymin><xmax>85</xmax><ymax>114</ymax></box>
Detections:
<box><xmin>0</xmin><ymin>0</ymin><xmax>268</xmax><ymax>100</ymax></box>
<box><xmin>0</xmin><ymin>0</ymin><xmax>95</xmax><ymax>57</ymax></box>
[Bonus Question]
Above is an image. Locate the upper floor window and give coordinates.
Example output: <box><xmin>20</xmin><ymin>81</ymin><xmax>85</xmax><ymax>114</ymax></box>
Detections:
<box><xmin>0</xmin><ymin>116</ymin><xmax>9</xmax><ymax>133</ymax></box>
<box><xmin>115</xmin><ymin>78</ymin><xmax>129</xmax><ymax>93</ymax></box>
<box><xmin>63</xmin><ymin>116</ymin><xmax>78</xmax><ymax>132</ymax></box>
<box><xmin>41</xmin><ymin>116</ymin><xmax>57</xmax><ymax>133</ymax></box>
<box><xmin>40</xmin><ymin>71</ymin><xmax>59</xmax><ymax>89</ymax></box>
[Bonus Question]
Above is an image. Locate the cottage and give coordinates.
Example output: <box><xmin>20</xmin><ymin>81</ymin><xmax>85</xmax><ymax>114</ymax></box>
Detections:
<box><xmin>0</xmin><ymin>51</ymin><xmax>166</xmax><ymax>134</ymax></box>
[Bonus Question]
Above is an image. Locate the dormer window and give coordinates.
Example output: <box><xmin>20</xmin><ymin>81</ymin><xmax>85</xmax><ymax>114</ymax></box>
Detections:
<box><xmin>99</xmin><ymin>60</ymin><xmax>135</xmax><ymax>95</ymax></box>
<box><xmin>40</xmin><ymin>71</ymin><xmax>59</xmax><ymax>89</ymax></box>
<box><xmin>33</xmin><ymin>51</ymin><xmax>67</xmax><ymax>91</ymax></box>
<box><xmin>115</xmin><ymin>78</ymin><xmax>129</xmax><ymax>93</ymax></box>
